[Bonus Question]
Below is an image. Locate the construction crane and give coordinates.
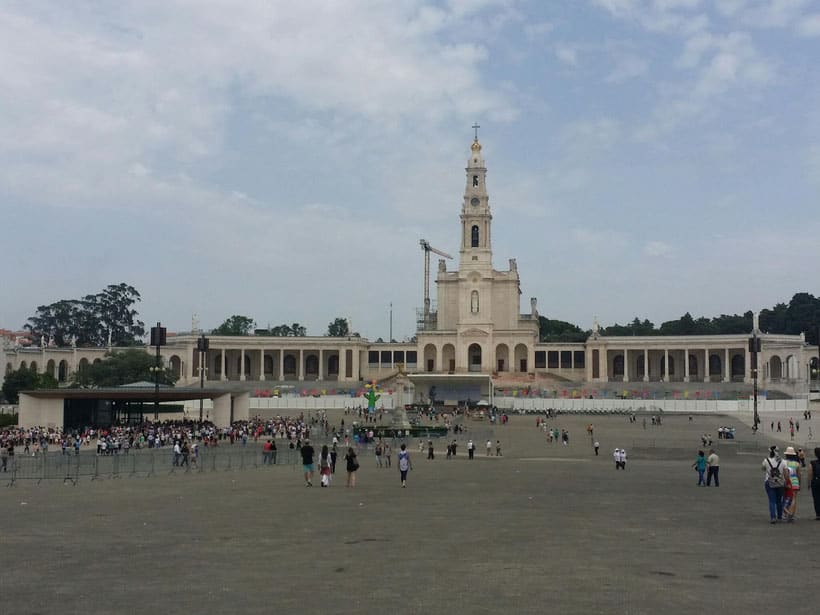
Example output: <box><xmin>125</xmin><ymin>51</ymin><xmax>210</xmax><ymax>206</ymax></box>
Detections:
<box><xmin>419</xmin><ymin>239</ymin><xmax>453</xmax><ymax>317</ymax></box>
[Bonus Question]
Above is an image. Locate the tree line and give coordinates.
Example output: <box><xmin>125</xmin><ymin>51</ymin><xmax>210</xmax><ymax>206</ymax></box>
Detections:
<box><xmin>539</xmin><ymin>292</ymin><xmax>820</xmax><ymax>346</ymax></box>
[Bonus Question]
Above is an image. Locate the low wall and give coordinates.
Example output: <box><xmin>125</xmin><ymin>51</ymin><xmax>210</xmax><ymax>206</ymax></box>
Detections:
<box><xmin>493</xmin><ymin>396</ymin><xmax>808</xmax><ymax>414</ymax></box>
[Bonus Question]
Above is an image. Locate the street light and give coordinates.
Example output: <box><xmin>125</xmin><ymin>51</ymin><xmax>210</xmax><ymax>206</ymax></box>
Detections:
<box><xmin>749</xmin><ymin>333</ymin><xmax>761</xmax><ymax>432</ymax></box>
<box><xmin>197</xmin><ymin>333</ymin><xmax>209</xmax><ymax>422</ymax></box>
<box><xmin>150</xmin><ymin>322</ymin><xmax>167</xmax><ymax>421</ymax></box>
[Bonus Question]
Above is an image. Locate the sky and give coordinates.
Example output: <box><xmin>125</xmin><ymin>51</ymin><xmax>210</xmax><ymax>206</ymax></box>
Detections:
<box><xmin>1</xmin><ymin>0</ymin><xmax>819</xmax><ymax>341</ymax></box>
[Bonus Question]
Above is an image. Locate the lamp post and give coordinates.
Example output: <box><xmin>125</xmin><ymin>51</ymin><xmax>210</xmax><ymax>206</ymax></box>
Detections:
<box><xmin>749</xmin><ymin>333</ymin><xmax>761</xmax><ymax>431</ymax></box>
<box><xmin>197</xmin><ymin>333</ymin><xmax>209</xmax><ymax>422</ymax></box>
<box><xmin>150</xmin><ymin>322</ymin><xmax>167</xmax><ymax>421</ymax></box>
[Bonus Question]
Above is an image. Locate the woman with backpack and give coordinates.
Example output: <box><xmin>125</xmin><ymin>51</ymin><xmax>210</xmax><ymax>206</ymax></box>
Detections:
<box><xmin>783</xmin><ymin>446</ymin><xmax>802</xmax><ymax>522</ymax></box>
<box><xmin>762</xmin><ymin>446</ymin><xmax>788</xmax><ymax>523</ymax></box>
<box><xmin>808</xmin><ymin>447</ymin><xmax>820</xmax><ymax>521</ymax></box>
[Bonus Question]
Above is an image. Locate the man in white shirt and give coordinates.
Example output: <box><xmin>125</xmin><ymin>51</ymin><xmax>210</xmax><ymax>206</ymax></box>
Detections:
<box><xmin>173</xmin><ymin>442</ymin><xmax>182</xmax><ymax>467</ymax></box>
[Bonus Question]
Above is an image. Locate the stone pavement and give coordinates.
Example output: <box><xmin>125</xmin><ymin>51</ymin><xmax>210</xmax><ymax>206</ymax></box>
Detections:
<box><xmin>2</xmin><ymin>412</ymin><xmax>819</xmax><ymax>615</ymax></box>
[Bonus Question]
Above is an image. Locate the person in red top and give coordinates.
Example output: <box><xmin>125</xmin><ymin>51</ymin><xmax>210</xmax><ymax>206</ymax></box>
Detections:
<box><xmin>262</xmin><ymin>439</ymin><xmax>273</xmax><ymax>465</ymax></box>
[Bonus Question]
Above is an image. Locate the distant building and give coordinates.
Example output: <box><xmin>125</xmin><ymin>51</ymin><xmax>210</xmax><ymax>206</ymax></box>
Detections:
<box><xmin>2</xmin><ymin>135</ymin><xmax>817</xmax><ymax>397</ymax></box>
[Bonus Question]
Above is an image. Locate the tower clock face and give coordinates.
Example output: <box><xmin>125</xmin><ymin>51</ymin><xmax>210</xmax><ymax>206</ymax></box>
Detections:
<box><xmin>470</xmin><ymin>197</ymin><xmax>480</xmax><ymax>206</ymax></box>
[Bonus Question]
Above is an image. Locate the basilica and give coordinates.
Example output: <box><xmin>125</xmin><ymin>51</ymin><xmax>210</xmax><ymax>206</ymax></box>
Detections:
<box><xmin>3</xmin><ymin>136</ymin><xmax>818</xmax><ymax>402</ymax></box>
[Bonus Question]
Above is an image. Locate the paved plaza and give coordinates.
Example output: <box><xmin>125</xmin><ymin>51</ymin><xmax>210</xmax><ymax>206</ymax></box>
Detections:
<box><xmin>2</xmin><ymin>411</ymin><xmax>819</xmax><ymax>614</ymax></box>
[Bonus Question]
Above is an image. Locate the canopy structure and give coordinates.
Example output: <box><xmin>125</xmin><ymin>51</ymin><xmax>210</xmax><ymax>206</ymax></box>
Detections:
<box><xmin>18</xmin><ymin>387</ymin><xmax>249</xmax><ymax>429</ymax></box>
<box><xmin>407</xmin><ymin>373</ymin><xmax>494</xmax><ymax>407</ymax></box>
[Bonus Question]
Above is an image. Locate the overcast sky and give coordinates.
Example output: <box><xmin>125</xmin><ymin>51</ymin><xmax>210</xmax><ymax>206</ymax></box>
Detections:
<box><xmin>1</xmin><ymin>0</ymin><xmax>819</xmax><ymax>341</ymax></box>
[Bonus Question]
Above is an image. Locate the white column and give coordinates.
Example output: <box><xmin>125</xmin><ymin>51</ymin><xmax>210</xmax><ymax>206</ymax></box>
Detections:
<box><xmin>437</xmin><ymin>346</ymin><xmax>443</xmax><ymax>373</ymax></box>
<box><xmin>298</xmin><ymin>349</ymin><xmax>304</xmax><ymax>381</ymax></box>
<box><xmin>239</xmin><ymin>348</ymin><xmax>246</xmax><ymax>381</ymax></box>
<box><xmin>278</xmin><ymin>349</ymin><xmax>284</xmax><ymax>380</ymax></box>
<box><xmin>528</xmin><ymin>346</ymin><xmax>535</xmax><ymax>374</ymax></box>
<box><xmin>704</xmin><ymin>349</ymin><xmax>710</xmax><ymax>382</ymax></box>
<box><xmin>318</xmin><ymin>349</ymin><xmax>324</xmax><ymax>381</ymax></box>
<box><xmin>259</xmin><ymin>349</ymin><xmax>265</xmax><ymax>381</ymax></box>
<box><xmin>601</xmin><ymin>349</ymin><xmax>608</xmax><ymax>381</ymax></box>
<box><xmin>623</xmin><ymin>349</ymin><xmax>629</xmax><ymax>382</ymax></box>
<box><xmin>684</xmin><ymin>348</ymin><xmax>690</xmax><ymax>382</ymax></box>
<box><xmin>663</xmin><ymin>349</ymin><xmax>669</xmax><ymax>383</ymax></box>
<box><xmin>353</xmin><ymin>349</ymin><xmax>360</xmax><ymax>380</ymax></box>
<box><xmin>643</xmin><ymin>348</ymin><xmax>649</xmax><ymax>382</ymax></box>
<box><xmin>220</xmin><ymin>349</ymin><xmax>227</xmax><ymax>381</ymax></box>
<box><xmin>724</xmin><ymin>347</ymin><xmax>730</xmax><ymax>382</ymax></box>
<box><xmin>744</xmin><ymin>345</ymin><xmax>751</xmax><ymax>384</ymax></box>
<box><xmin>340</xmin><ymin>348</ymin><xmax>347</xmax><ymax>381</ymax></box>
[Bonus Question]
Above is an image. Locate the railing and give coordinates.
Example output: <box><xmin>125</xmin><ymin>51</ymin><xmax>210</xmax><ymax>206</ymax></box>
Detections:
<box><xmin>3</xmin><ymin>427</ymin><xmax>497</xmax><ymax>486</ymax></box>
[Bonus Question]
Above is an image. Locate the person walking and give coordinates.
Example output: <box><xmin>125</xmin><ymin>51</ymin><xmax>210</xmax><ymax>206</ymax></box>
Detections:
<box><xmin>808</xmin><ymin>447</ymin><xmax>820</xmax><ymax>521</ymax></box>
<box><xmin>319</xmin><ymin>445</ymin><xmax>332</xmax><ymax>487</ymax></box>
<box><xmin>384</xmin><ymin>442</ymin><xmax>392</xmax><ymax>468</ymax></box>
<box><xmin>593</xmin><ymin>440</ymin><xmax>600</xmax><ymax>456</ymax></box>
<box><xmin>345</xmin><ymin>447</ymin><xmax>359</xmax><ymax>488</ymax></box>
<box><xmin>613</xmin><ymin>448</ymin><xmax>623</xmax><ymax>470</ymax></box>
<box><xmin>398</xmin><ymin>443</ymin><xmax>412</xmax><ymax>487</ymax></box>
<box><xmin>763</xmin><ymin>446</ymin><xmax>788</xmax><ymax>523</ymax></box>
<box><xmin>706</xmin><ymin>449</ymin><xmax>720</xmax><ymax>487</ymax></box>
<box><xmin>692</xmin><ymin>450</ymin><xmax>707</xmax><ymax>486</ymax></box>
<box><xmin>375</xmin><ymin>441</ymin><xmax>383</xmax><ymax>468</ymax></box>
<box><xmin>301</xmin><ymin>439</ymin><xmax>315</xmax><ymax>487</ymax></box>
<box><xmin>427</xmin><ymin>440</ymin><xmax>435</xmax><ymax>460</ymax></box>
<box><xmin>783</xmin><ymin>446</ymin><xmax>802</xmax><ymax>521</ymax></box>
<box><xmin>467</xmin><ymin>439</ymin><xmax>475</xmax><ymax>459</ymax></box>
<box><xmin>486</xmin><ymin>439</ymin><xmax>492</xmax><ymax>456</ymax></box>
<box><xmin>495</xmin><ymin>440</ymin><xmax>502</xmax><ymax>456</ymax></box>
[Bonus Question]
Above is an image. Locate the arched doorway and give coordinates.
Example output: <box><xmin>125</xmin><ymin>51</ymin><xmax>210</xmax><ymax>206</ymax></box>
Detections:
<box><xmin>495</xmin><ymin>344</ymin><xmax>509</xmax><ymax>372</ymax></box>
<box><xmin>283</xmin><ymin>354</ymin><xmax>297</xmax><ymax>378</ymax></box>
<box><xmin>46</xmin><ymin>360</ymin><xmax>56</xmax><ymax>378</ymax></box>
<box><xmin>29</xmin><ymin>361</ymin><xmax>38</xmax><ymax>373</ymax></box>
<box><xmin>58</xmin><ymin>360</ymin><xmax>68</xmax><ymax>382</ymax></box>
<box><xmin>169</xmin><ymin>355</ymin><xmax>182</xmax><ymax>379</ymax></box>
<box><xmin>785</xmin><ymin>355</ymin><xmax>797</xmax><ymax>380</ymax></box>
<box><xmin>709</xmin><ymin>354</ymin><xmax>722</xmax><ymax>378</ymax></box>
<box><xmin>423</xmin><ymin>344</ymin><xmax>437</xmax><ymax>372</ymax></box>
<box><xmin>514</xmin><ymin>344</ymin><xmax>528</xmax><ymax>373</ymax></box>
<box><xmin>731</xmin><ymin>354</ymin><xmax>745</xmax><ymax>379</ymax></box>
<box><xmin>613</xmin><ymin>354</ymin><xmax>624</xmax><ymax>378</ymax></box>
<box><xmin>305</xmin><ymin>354</ymin><xmax>319</xmax><ymax>379</ymax></box>
<box><xmin>468</xmin><ymin>343</ymin><xmax>482</xmax><ymax>372</ymax></box>
<box><xmin>770</xmin><ymin>355</ymin><xmax>782</xmax><ymax>381</ymax></box>
<box><xmin>20</xmin><ymin>361</ymin><xmax>27</xmax><ymax>370</ymax></box>
<box><xmin>264</xmin><ymin>354</ymin><xmax>274</xmax><ymax>378</ymax></box>
<box><xmin>442</xmin><ymin>344</ymin><xmax>455</xmax><ymax>373</ymax></box>
<box><xmin>328</xmin><ymin>354</ymin><xmax>339</xmax><ymax>377</ymax></box>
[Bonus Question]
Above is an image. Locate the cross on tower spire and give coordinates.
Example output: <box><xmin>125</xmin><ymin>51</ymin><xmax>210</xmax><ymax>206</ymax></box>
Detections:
<box><xmin>472</xmin><ymin>122</ymin><xmax>480</xmax><ymax>140</ymax></box>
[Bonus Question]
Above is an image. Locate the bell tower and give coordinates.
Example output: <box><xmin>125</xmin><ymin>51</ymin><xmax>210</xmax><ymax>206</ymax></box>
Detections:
<box><xmin>460</xmin><ymin>124</ymin><xmax>493</xmax><ymax>272</ymax></box>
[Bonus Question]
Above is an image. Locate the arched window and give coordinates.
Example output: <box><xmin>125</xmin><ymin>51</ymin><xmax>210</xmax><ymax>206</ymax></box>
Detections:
<box><xmin>471</xmin><ymin>225</ymin><xmax>479</xmax><ymax>247</ymax></box>
<box><xmin>471</xmin><ymin>290</ymin><xmax>479</xmax><ymax>314</ymax></box>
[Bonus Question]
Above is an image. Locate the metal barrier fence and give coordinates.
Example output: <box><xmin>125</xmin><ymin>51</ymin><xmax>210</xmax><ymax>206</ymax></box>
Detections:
<box><xmin>3</xmin><ymin>429</ymin><xmax>497</xmax><ymax>486</ymax></box>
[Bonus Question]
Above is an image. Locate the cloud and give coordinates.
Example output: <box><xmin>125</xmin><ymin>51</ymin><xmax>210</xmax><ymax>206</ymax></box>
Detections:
<box><xmin>797</xmin><ymin>13</ymin><xmax>820</xmax><ymax>36</ymax></box>
<box><xmin>0</xmin><ymin>1</ymin><xmax>517</xmax><ymax>216</ymax></box>
<box><xmin>606</xmin><ymin>53</ymin><xmax>649</xmax><ymax>82</ymax></box>
<box><xmin>643</xmin><ymin>240</ymin><xmax>674</xmax><ymax>257</ymax></box>
<box><xmin>555</xmin><ymin>43</ymin><xmax>580</xmax><ymax>66</ymax></box>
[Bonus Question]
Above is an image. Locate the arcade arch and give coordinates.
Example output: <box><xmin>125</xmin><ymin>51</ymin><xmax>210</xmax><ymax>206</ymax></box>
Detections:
<box><xmin>495</xmin><ymin>344</ymin><xmax>509</xmax><ymax>372</ymax></box>
<box><xmin>468</xmin><ymin>343</ymin><xmax>482</xmax><ymax>372</ymax></box>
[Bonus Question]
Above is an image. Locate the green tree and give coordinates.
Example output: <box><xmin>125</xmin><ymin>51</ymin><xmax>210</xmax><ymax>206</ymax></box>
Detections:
<box><xmin>602</xmin><ymin>317</ymin><xmax>656</xmax><ymax>336</ymax></box>
<box><xmin>73</xmin><ymin>348</ymin><xmax>176</xmax><ymax>388</ymax></box>
<box><xmin>290</xmin><ymin>323</ymin><xmax>307</xmax><ymax>336</ymax></box>
<box><xmin>212</xmin><ymin>315</ymin><xmax>256</xmax><ymax>336</ymax></box>
<box><xmin>23</xmin><ymin>283</ymin><xmax>145</xmax><ymax>347</ymax></box>
<box><xmin>538</xmin><ymin>316</ymin><xmax>588</xmax><ymax>342</ymax></box>
<box><xmin>327</xmin><ymin>317</ymin><xmax>350</xmax><ymax>337</ymax></box>
<box><xmin>2</xmin><ymin>366</ymin><xmax>58</xmax><ymax>404</ymax></box>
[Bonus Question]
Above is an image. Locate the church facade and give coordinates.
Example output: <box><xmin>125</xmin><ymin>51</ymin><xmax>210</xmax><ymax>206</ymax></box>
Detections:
<box><xmin>3</xmin><ymin>136</ymin><xmax>818</xmax><ymax>393</ymax></box>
